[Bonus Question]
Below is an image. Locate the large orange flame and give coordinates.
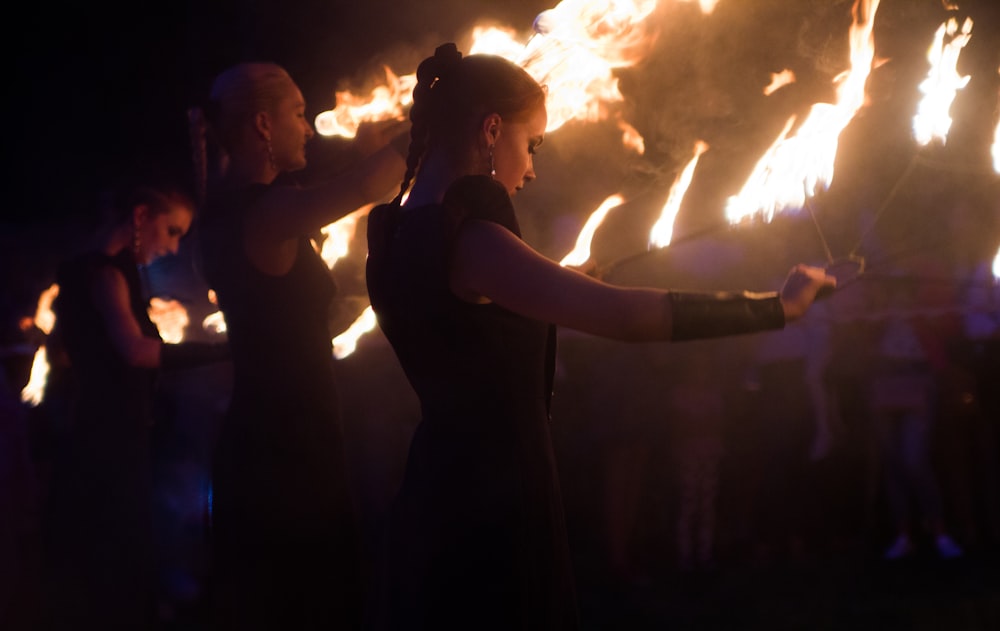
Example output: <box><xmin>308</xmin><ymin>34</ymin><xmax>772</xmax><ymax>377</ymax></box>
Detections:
<box><xmin>726</xmin><ymin>0</ymin><xmax>881</xmax><ymax>225</ymax></box>
<box><xmin>913</xmin><ymin>16</ymin><xmax>973</xmax><ymax>146</ymax></box>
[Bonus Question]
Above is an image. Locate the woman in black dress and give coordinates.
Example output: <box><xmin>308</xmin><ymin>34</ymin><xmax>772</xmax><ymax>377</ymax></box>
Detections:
<box><xmin>42</xmin><ymin>171</ymin><xmax>228</xmax><ymax>629</ymax></box>
<box><xmin>365</xmin><ymin>43</ymin><xmax>835</xmax><ymax>630</ymax></box>
<box><xmin>190</xmin><ymin>61</ymin><xmax>407</xmax><ymax>630</ymax></box>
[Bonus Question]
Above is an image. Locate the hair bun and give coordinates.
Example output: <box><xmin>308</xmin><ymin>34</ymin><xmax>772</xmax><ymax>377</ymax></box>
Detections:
<box><xmin>417</xmin><ymin>42</ymin><xmax>463</xmax><ymax>89</ymax></box>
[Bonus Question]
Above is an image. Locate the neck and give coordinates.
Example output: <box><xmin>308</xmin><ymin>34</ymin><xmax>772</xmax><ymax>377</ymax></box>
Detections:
<box><xmin>221</xmin><ymin>152</ymin><xmax>277</xmax><ymax>188</ymax></box>
<box><xmin>403</xmin><ymin>150</ymin><xmax>478</xmax><ymax>208</ymax></box>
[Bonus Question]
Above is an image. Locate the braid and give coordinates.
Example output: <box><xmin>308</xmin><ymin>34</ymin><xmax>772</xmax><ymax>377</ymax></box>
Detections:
<box><xmin>392</xmin><ymin>43</ymin><xmax>463</xmax><ymax>206</ymax></box>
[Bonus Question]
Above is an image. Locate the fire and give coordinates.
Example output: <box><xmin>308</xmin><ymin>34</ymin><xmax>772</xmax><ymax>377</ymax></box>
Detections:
<box><xmin>726</xmin><ymin>0</ymin><xmax>881</xmax><ymax>225</ymax></box>
<box><xmin>19</xmin><ymin>283</ymin><xmax>58</xmax><ymax>407</ymax></box>
<box><xmin>314</xmin><ymin>67</ymin><xmax>416</xmax><ymax>138</ymax></box>
<box><xmin>912</xmin><ymin>16</ymin><xmax>973</xmax><ymax>146</ymax></box>
<box><xmin>649</xmin><ymin>141</ymin><xmax>709</xmax><ymax>248</ymax></box>
<box><xmin>993</xmin><ymin>246</ymin><xmax>1000</xmax><ymax>280</ymax></box>
<box><xmin>560</xmin><ymin>194</ymin><xmax>626</xmax><ymax>267</ymax></box>
<box><xmin>20</xmin><ymin>347</ymin><xmax>49</xmax><ymax>407</ymax></box>
<box><xmin>315</xmin><ymin>0</ymin><xmax>659</xmax><ymax>150</ymax></box>
<box><xmin>332</xmin><ymin>305</ymin><xmax>378</xmax><ymax>359</ymax></box>
<box><xmin>319</xmin><ymin>205</ymin><xmax>372</xmax><ymax>269</ymax></box>
<box><xmin>148</xmin><ymin>298</ymin><xmax>189</xmax><ymax>344</ymax></box>
<box><xmin>32</xmin><ymin>283</ymin><xmax>59</xmax><ymax>334</ymax></box>
<box><xmin>763</xmin><ymin>70</ymin><xmax>796</xmax><ymax>97</ymax></box>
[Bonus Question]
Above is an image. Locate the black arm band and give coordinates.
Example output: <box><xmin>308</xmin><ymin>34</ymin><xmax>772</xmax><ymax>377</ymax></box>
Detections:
<box><xmin>668</xmin><ymin>291</ymin><xmax>785</xmax><ymax>342</ymax></box>
<box><xmin>160</xmin><ymin>341</ymin><xmax>230</xmax><ymax>370</ymax></box>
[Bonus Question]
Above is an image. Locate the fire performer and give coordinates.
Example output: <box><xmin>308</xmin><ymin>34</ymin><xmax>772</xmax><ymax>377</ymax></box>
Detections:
<box><xmin>190</xmin><ymin>62</ymin><xmax>408</xmax><ymax>630</ymax></box>
<box><xmin>365</xmin><ymin>43</ymin><xmax>835</xmax><ymax>630</ymax></box>
<box><xmin>41</xmin><ymin>168</ymin><xmax>230</xmax><ymax>630</ymax></box>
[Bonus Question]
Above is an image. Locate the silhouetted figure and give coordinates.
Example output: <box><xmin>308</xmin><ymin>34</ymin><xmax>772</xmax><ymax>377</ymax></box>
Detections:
<box><xmin>190</xmin><ymin>61</ymin><xmax>407</xmax><ymax>630</ymax></box>
<box><xmin>365</xmin><ymin>42</ymin><xmax>834</xmax><ymax>630</ymax></box>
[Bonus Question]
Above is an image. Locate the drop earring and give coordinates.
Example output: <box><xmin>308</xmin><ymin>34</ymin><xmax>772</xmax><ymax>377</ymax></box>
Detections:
<box><xmin>132</xmin><ymin>220</ymin><xmax>142</xmax><ymax>262</ymax></box>
<box><xmin>265</xmin><ymin>138</ymin><xmax>278</xmax><ymax>171</ymax></box>
<box><xmin>488</xmin><ymin>144</ymin><xmax>496</xmax><ymax>178</ymax></box>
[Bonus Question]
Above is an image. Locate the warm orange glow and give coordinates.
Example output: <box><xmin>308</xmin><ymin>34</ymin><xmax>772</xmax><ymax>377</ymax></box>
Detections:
<box><xmin>19</xmin><ymin>283</ymin><xmax>60</xmax><ymax>406</ymax></box>
<box><xmin>148</xmin><ymin>298</ymin><xmax>189</xmax><ymax>344</ymax></box>
<box><xmin>913</xmin><ymin>17</ymin><xmax>973</xmax><ymax>146</ymax></box>
<box><xmin>20</xmin><ymin>347</ymin><xmax>49</xmax><ymax>407</ymax></box>
<box><xmin>315</xmin><ymin>0</ymin><xmax>658</xmax><ymax>151</ymax></box>
<box><xmin>314</xmin><ymin>67</ymin><xmax>416</xmax><ymax>138</ymax></box>
<box><xmin>726</xmin><ymin>0</ymin><xmax>880</xmax><ymax>224</ymax></box>
<box><xmin>332</xmin><ymin>305</ymin><xmax>378</xmax><ymax>359</ymax></box>
<box><xmin>560</xmin><ymin>194</ymin><xmax>626</xmax><ymax>266</ymax></box>
<box><xmin>319</xmin><ymin>205</ymin><xmax>372</xmax><ymax>269</ymax></box>
<box><xmin>649</xmin><ymin>141</ymin><xmax>708</xmax><ymax>248</ymax></box>
<box><xmin>763</xmin><ymin>69</ymin><xmax>796</xmax><ymax>96</ymax></box>
<box><xmin>33</xmin><ymin>283</ymin><xmax>59</xmax><ymax>335</ymax></box>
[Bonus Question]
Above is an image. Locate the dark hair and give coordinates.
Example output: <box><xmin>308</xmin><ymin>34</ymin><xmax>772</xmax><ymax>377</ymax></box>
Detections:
<box><xmin>99</xmin><ymin>165</ymin><xmax>196</xmax><ymax>228</ymax></box>
<box><xmin>393</xmin><ymin>43</ymin><xmax>546</xmax><ymax>204</ymax></box>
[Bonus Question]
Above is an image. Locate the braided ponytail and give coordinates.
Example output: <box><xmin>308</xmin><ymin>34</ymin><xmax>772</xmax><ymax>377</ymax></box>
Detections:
<box><xmin>392</xmin><ymin>43</ymin><xmax>463</xmax><ymax>206</ymax></box>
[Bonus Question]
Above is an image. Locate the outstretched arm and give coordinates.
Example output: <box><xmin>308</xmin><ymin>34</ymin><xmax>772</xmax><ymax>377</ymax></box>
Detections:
<box><xmin>451</xmin><ymin>220</ymin><xmax>834</xmax><ymax>342</ymax></box>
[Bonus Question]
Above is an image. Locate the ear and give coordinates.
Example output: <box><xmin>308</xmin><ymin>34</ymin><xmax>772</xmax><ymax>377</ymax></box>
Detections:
<box><xmin>254</xmin><ymin>110</ymin><xmax>272</xmax><ymax>141</ymax></box>
<box><xmin>480</xmin><ymin>113</ymin><xmax>502</xmax><ymax>145</ymax></box>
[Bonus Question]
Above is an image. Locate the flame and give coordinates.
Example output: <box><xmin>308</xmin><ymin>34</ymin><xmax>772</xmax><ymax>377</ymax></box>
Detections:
<box><xmin>332</xmin><ymin>305</ymin><xmax>378</xmax><ymax>359</ymax></box>
<box><xmin>314</xmin><ymin>67</ymin><xmax>417</xmax><ymax>138</ymax></box>
<box><xmin>726</xmin><ymin>0</ymin><xmax>880</xmax><ymax>224</ymax></box>
<box><xmin>148</xmin><ymin>298</ymin><xmax>189</xmax><ymax>344</ymax></box>
<box><xmin>913</xmin><ymin>17</ymin><xmax>973</xmax><ymax>146</ymax></box>
<box><xmin>315</xmin><ymin>0</ymin><xmax>659</xmax><ymax>148</ymax></box>
<box><xmin>560</xmin><ymin>194</ymin><xmax>626</xmax><ymax>266</ymax></box>
<box><xmin>649</xmin><ymin>141</ymin><xmax>709</xmax><ymax>248</ymax></box>
<box><xmin>763</xmin><ymin>69</ymin><xmax>796</xmax><ymax>96</ymax></box>
<box><xmin>20</xmin><ymin>347</ymin><xmax>49</xmax><ymax>407</ymax></box>
<box><xmin>33</xmin><ymin>283</ymin><xmax>59</xmax><ymax>335</ymax></box>
<box><xmin>19</xmin><ymin>284</ymin><xmax>59</xmax><ymax>406</ymax></box>
<box><xmin>993</xmin><ymin>246</ymin><xmax>1000</xmax><ymax>280</ymax></box>
<box><xmin>202</xmin><ymin>310</ymin><xmax>227</xmax><ymax>335</ymax></box>
<box><xmin>319</xmin><ymin>205</ymin><xmax>372</xmax><ymax>269</ymax></box>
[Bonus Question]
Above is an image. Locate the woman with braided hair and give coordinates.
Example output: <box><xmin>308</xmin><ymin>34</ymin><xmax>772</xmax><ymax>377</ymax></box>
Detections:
<box><xmin>365</xmin><ymin>43</ymin><xmax>835</xmax><ymax>629</ymax></box>
<box><xmin>190</xmin><ymin>62</ymin><xmax>408</xmax><ymax>630</ymax></box>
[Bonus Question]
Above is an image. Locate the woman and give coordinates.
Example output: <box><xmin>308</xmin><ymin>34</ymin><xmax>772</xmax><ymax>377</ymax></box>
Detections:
<box><xmin>42</xmin><ymin>169</ymin><xmax>228</xmax><ymax>629</ymax></box>
<box><xmin>365</xmin><ymin>43</ymin><xmax>834</xmax><ymax>630</ymax></box>
<box><xmin>190</xmin><ymin>61</ymin><xmax>407</xmax><ymax>630</ymax></box>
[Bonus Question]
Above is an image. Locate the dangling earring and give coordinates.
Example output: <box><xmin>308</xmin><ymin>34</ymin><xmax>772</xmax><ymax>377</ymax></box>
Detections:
<box><xmin>265</xmin><ymin>137</ymin><xmax>278</xmax><ymax>171</ymax></box>
<box><xmin>132</xmin><ymin>219</ymin><xmax>142</xmax><ymax>262</ymax></box>
<box><xmin>488</xmin><ymin>144</ymin><xmax>496</xmax><ymax>178</ymax></box>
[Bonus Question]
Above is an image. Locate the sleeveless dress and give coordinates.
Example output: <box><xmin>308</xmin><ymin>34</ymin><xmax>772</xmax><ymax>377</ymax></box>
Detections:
<box><xmin>198</xmin><ymin>184</ymin><xmax>362</xmax><ymax>629</ymax></box>
<box><xmin>43</xmin><ymin>249</ymin><xmax>160</xmax><ymax>628</ymax></box>
<box><xmin>365</xmin><ymin>175</ymin><xmax>579</xmax><ymax>630</ymax></box>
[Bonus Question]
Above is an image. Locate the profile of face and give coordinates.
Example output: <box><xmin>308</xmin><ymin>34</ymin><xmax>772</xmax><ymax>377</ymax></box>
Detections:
<box><xmin>489</xmin><ymin>104</ymin><xmax>547</xmax><ymax>196</ymax></box>
<box><xmin>134</xmin><ymin>201</ymin><xmax>194</xmax><ymax>265</ymax></box>
<box><xmin>267</xmin><ymin>81</ymin><xmax>315</xmax><ymax>172</ymax></box>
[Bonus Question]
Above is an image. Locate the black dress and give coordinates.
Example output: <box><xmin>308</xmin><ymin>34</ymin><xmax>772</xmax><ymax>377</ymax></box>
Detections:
<box><xmin>198</xmin><ymin>183</ymin><xmax>362</xmax><ymax>629</ymax></box>
<box><xmin>43</xmin><ymin>249</ymin><xmax>160</xmax><ymax>629</ymax></box>
<box><xmin>365</xmin><ymin>175</ymin><xmax>579</xmax><ymax>630</ymax></box>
